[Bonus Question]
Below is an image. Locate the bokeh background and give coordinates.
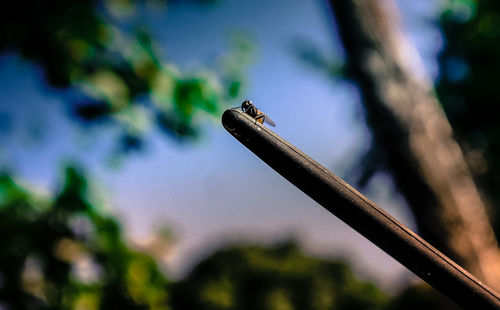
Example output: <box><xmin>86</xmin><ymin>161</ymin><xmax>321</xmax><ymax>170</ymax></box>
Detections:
<box><xmin>1</xmin><ymin>0</ymin><xmax>497</xmax><ymax>309</ymax></box>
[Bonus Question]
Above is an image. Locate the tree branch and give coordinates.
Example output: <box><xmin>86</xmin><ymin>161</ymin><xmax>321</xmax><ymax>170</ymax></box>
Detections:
<box><xmin>329</xmin><ymin>0</ymin><xmax>500</xmax><ymax>290</ymax></box>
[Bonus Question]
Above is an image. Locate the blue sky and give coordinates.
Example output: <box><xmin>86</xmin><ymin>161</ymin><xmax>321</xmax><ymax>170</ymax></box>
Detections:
<box><xmin>0</xmin><ymin>0</ymin><xmax>445</xmax><ymax>290</ymax></box>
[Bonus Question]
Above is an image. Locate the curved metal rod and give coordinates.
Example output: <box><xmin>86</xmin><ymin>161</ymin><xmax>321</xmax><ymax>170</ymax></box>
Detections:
<box><xmin>222</xmin><ymin>108</ymin><xmax>500</xmax><ymax>309</ymax></box>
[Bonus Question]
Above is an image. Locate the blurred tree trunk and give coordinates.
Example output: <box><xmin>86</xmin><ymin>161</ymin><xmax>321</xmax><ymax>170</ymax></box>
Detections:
<box><xmin>329</xmin><ymin>0</ymin><xmax>500</xmax><ymax>290</ymax></box>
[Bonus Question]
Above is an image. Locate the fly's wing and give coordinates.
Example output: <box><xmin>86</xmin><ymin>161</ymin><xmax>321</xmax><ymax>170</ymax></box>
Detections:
<box><xmin>263</xmin><ymin>115</ymin><xmax>276</xmax><ymax>127</ymax></box>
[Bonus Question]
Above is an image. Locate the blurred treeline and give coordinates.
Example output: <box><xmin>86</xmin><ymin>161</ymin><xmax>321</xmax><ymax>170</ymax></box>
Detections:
<box><xmin>0</xmin><ymin>0</ymin><xmax>499</xmax><ymax>309</ymax></box>
<box><xmin>0</xmin><ymin>167</ymin><xmax>458</xmax><ymax>309</ymax></box>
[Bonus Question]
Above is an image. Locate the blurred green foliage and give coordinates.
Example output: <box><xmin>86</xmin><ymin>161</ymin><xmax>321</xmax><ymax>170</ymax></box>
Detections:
<box><xmin>0</xmin><ymin>167</ymin><xmax>171</xmax><ymax>309</ymax></box>
<box><xmin>171</xmin><ymin>242</ymin><xmax>390</xmax><ymax>310</ymax></box>
<box><xmin>0</xmin><ymin>169</ymin><xmax>457</xmax><ymax>309</ymax></box>
<box><xmin>388</xmin><ymin>283</ymin><xmax>459</xmax><ymax>310</ymax></box>
<box><xmin>0</xmin><ymin>0</ymin><xmax>253</xmax><ymax>152</ymax></box>
<box><xmin>0</xmin><ymin>1</ymin><xmax>477</xmax><ymax>308</ymax></box>
<box><xmin>437</xmin><ymin>0</ymin><xmax>500</xmax><ymax>236</ymax></box>
<box><xmin>171</xmin><ymin>242</ymin><xmax>460</xmax><ymax>310</ymax></box>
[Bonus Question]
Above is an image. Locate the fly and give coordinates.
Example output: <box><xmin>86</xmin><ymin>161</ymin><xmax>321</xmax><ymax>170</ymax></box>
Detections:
<box><xmin>239</xmin><ymin>100</ymin><xmax>276</xmax><ymax>127</ymax></box>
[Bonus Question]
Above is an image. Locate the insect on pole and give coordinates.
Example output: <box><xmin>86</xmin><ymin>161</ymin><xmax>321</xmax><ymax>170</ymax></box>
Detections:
<box><xmin>222</xmin><ymin>106</ymin><xmax>500</xmax><ymax>309</ymax></box>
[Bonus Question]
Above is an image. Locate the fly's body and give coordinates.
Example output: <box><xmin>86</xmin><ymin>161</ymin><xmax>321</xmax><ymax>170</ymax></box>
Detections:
<box><xmin>240</xmin><ymin>100</ymin><xmax>276</xmax><ymax>127</ymax></box>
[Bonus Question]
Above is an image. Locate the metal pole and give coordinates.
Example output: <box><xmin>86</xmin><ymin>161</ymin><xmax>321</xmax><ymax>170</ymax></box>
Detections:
<box><xmin>222</xmin><ymin>108</ymin><xmax>500</xmax><ymax>309</ymax></box>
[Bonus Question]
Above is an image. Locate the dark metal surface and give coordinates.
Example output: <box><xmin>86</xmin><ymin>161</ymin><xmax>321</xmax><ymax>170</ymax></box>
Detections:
<box><xmin>222</xmin><ymin>108</ymin><xmax>500</xmax><ymax>309</ymax></box>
